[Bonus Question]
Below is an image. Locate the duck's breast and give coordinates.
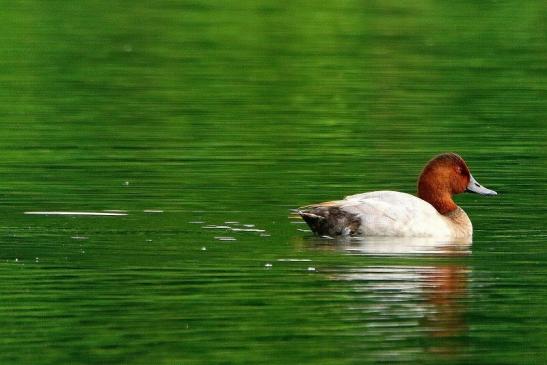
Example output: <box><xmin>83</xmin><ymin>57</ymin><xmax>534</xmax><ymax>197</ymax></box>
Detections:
<box><xmin>341</xmin><ymin>191</ymin><xmax>453</xmax><ymax>237</ymax></box>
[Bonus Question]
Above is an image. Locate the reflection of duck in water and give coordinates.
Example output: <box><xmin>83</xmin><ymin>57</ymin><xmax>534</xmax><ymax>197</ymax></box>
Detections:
<box><xmin>296</xmin><ymin>237</ymin><xmax>470</xmax><ymax>358</ymax></box>
<box><xmin>338</xmin><ymin>236</ymin><xmax>471</xmax><ymax>255</ymax></box>
<box><xmin>338</xmin><ymin>264</ymin><xmax>469</xmax><ymax>359</ymax></box>
<box><xmin>421</xmin><ymin>265</ymin><xmax>468</xmax><ymax>354</ymax></box>
<box><xmin>298</xmin><ymin>153</ymin><xmax>496</xmax><ymax>238</ymax></box>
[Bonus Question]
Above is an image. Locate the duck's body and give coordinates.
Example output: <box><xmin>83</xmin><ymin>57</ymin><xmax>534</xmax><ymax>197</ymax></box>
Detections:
<box><xmin>300</xmin><ymin>191</ymin><xmax>471</xmax><ymax>238</ymax></box>
<box><xmin>298</xmin><ymin>153</ymin><xmax>496</xmax><ymax>238</ymax></box>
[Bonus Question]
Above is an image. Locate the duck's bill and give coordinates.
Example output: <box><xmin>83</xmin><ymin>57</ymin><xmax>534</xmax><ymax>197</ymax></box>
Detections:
<box><xmin>466</xmin><ymin>174</ymin><xmax>497</xmax><ymax>195</ymax></box>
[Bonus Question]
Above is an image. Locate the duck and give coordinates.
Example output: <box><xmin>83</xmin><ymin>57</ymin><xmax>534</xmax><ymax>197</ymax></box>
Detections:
<box><xmin>298</xmin><ymin>153</ymin><xmax>497</xmax><ymax>238</ymax></box>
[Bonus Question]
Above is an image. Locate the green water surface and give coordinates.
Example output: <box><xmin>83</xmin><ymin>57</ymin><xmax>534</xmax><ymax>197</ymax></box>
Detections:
<box><xmin>1</xmin><ymin>1</ymin><xmax>546</xmax><ymax>364</ymax></box>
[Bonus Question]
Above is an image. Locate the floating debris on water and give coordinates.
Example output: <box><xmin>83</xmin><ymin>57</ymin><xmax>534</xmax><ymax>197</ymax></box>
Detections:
<box><xmin>204</xmin><ymin>222</ymin><xmax>268</xmax><ymax>237</ymax></box>
<box><xmin>25</xmin><ymin>211</ymin><xmax>127</xmax><ymax>216</ymax></box>
<box><xmin>201</xmin><ymin>246</ymin><xmax>207</xmax><ymax>251</ymax></box>
<box><xmin>214</xmin><ymin>236</ymin><xmax>236</xmax><ymax>241</ymax></box>
<box><xmin>231</xmin><ymin>228</ymin><xmax>265</xmax><ymax>233</ymax></box>
<box><xmin>307</xmin><ymin>267</ymin><xmax>316</xmax><ymax>272</ymax></box>
<box><xmin>277</xmin><ymin>258</ymin><xmax>312</xmax><ymax>262</ymax></box>
<box><xmin>144</xmin><ymin>209</ymin><xmax>164</xmax><ymax>213</ymax></box>
<box><xmin>264</xmin><ymin>263</ymin><xmax>272</xmax><ymax>268</ymax></box>
<box><xmin>189</xmin><ymin>221</ymin><xmax>205</xmax><ymax>224</ymax></box>
<box><xmin>202</xmin><ymin>225</ymin><xmax>231</xmax><ymax>229</ymax></box>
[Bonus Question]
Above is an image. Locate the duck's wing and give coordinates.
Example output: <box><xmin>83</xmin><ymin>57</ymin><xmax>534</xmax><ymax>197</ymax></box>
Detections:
<box><xmin>340</xmin><ymin>191</ymin><xmax>451</xmax><ymax>237</ymax></box>
<box><xmin>297</xmin><ymin>192</ymin><xmax>411</xmax><ymax>236</ymax></box>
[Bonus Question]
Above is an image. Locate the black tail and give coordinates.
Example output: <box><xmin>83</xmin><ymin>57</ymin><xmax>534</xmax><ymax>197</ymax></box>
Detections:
<box><xmin>298</xmin><ymin>211</ymin><xmax>328</xmax><ymax>235</ymax></box>
<box><xmin>298</xmin><ymin>207</ymin><xmax>360</xmax><ymax>236</ymax></box>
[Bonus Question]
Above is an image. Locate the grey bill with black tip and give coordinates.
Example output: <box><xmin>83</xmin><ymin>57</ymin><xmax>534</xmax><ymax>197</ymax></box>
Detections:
<box><xmin>466</xmin><ymin>174</ymin><xmax>497</xmax><ymax>195</ymax></box>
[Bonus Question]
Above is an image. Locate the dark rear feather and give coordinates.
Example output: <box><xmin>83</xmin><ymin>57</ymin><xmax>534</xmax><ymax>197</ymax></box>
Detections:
<box><xmin>298</xmin><ymin>205</ymin><xmax>361</xmax><ymax>236</ymax></box>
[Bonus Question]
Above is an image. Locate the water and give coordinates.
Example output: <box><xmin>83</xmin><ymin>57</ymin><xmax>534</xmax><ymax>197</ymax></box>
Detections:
<box><xmin>1</xmin><ymin>1</ymin><xmax>546</xmax><ymax>364</ymax></box>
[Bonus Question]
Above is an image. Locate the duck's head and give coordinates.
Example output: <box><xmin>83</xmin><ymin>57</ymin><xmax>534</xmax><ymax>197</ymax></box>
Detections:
<box><xmin>418</xmin><ymin>153</ymin><xmax>497</xmax><ymax>214</ymax></box>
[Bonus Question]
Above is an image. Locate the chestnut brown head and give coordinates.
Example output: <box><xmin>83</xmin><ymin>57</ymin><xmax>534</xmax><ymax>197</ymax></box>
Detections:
<box><xmin>418</xmin><ymin>153</ymin><xmax>496</xmax><ymax>214</ymax></box>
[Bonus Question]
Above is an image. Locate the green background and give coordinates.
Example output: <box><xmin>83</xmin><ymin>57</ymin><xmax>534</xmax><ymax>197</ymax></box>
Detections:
<box><xmin>0</xmin><ymin>1</ymin><xmax>546</xmax><ymax>364</ymax></box>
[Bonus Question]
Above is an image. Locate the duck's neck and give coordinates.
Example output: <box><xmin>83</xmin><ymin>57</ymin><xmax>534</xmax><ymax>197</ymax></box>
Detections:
<box><xmin>418</xmin><ymin>187</ymin><xmax>457</xmax><ymax>215</ymax></box>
